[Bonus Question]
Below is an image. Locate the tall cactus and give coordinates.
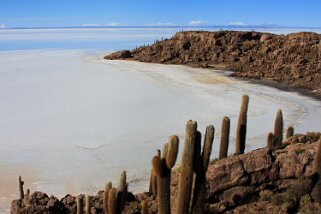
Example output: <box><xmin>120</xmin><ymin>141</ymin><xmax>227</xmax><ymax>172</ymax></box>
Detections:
<box><xmin>108</xmin><ymin>188</ymin><xmax>117</xmax><ymax>214</ymax></box>
<box><xmin>117</xmin><ymin>171</ymin><xmax>127</xmax><ymax>213</ymax></box>
<box><xmin>149</xmin><ymin>150</ymin><xmax>160</xmax><ymax>196</ymax></box>
<box><xmin>85</xmin><ymin>195</ymin><xmax>91</xmax><ymax>214</ymax></box>
<box><xmin>152</xmin><ymin>135</ymin><xmax>179</xmax><ymax>214</ymax></box>
<box><xmin>274</xmin><ymin>109</ymin><xmax>284</xmax><ymax>149</ymax></box>
<box><xmin>286</xmin><ymin>126</ymin><xmax>294</xmax><ymax>139</ymax></box>
<box><xmin>219</xmin><ymin>117</ymin><xmax>230</xmax><ymax>159</ymax></box>
<box><xmin>236</xmin><ymin>94</ymin><xmax>249</xmax><ymax>154</ymax></box>
<box><xmin>177</xmin><ymin>120</ymin><xmax>197</xmax><ymax>214</ymax></box>
<box><xmin>77</xmin><ymin>196</ymin><xmax>84</xmax><ymax>214</ymax></box>
<box><xmin>193</xmin><ymin>131</ymin><xmax>202</xmax><ymax>174</ymax></box>
<box><xmin>103</xmin><ymin>182</ymin><xmax>112</xmax><ymax>214</ymax></box>
<box><xmin>18</xmin><ymin>176</ymin><xmax>24</xmax><ymax>200</ymax></box>
<box><xmin>141</xmin><ymin>200</ymin><xmax>148</xmax><ymax>214</ymax></box>
<box><xmin>191</xmin><ymin>125</ymin><xmax>215</xmax><ymax>214</ymax></box>
<box><xmin>267</xmin><ymin>132</ymin><xmax>274</xmax><ymax>150</ymax></box>
<box><xmin>311</xmin><ymin>139</ymin><xmax>321</xmax><ymax>202</ymax></box>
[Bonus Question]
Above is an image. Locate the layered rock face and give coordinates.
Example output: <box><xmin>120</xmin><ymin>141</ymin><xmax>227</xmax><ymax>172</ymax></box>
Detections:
<box><xmin>105</xmin><ymin>31</ymin><xmax>321</xmax><ymax>97</ymax></box>
<box><xmin>11</xmin><ymin>133</ymin><xmax>321</xmax><ymax>213</ymax></box>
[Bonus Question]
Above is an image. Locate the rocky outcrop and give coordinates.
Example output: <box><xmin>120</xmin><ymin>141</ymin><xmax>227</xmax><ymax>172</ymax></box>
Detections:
<box><xmin>105</xmin><ymin>31</ymin><xmax>321</xmax><ymax>98</ymax></box>
<box><xmin>11</xmin><ymin>132</ymin><xmax>321</xmax><ymax>213</ymax></box>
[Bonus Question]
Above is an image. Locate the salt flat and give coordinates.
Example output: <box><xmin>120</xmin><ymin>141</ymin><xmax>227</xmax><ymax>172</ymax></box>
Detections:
<box><xmin>0</xmin><ymin>49</ymin><xmax>321</xmax><ymax>211</ymax></box>
<box><xmin>0</xmin><ymin>28</ymin><xmax>321</xmax><ymax>212</ymax></box>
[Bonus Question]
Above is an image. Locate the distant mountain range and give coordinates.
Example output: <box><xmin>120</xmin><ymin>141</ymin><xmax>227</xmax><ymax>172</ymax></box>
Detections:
<box><xmin>1</xmin><ymin>24</ymin><xmax>321</xmax><ymax>30</ymax></box>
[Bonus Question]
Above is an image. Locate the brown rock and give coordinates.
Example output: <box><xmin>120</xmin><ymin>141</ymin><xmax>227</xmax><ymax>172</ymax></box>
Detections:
<box><xmin>105</xmin><ymin>31</ymin><xmax>321</xmax><ymax>98</ymax></box>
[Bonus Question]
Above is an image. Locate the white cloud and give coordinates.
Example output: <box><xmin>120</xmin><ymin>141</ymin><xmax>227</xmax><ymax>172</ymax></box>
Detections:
<box><xmin>0</xmin><ymin>24</ymin><xmax>6</xmax><ymax>29</ymax></box>
<box><xmin>188</xmin><ymin>20</ymin><xmax>209</xmax><ymax>25</ymax></box>
<box><xmin>229</xmin><ymin>21</ymin><xmax>246</xmax><ymax>26</ymax></box>
<box><xmin>105</xmin><ymin>22</ymin><xmax>119</xmax><ymax>26</ymax></box>
<box><xmin>146</xmin><ymin>22</ymin><xmax>177</xmax><ymax>27</ymax></box>
<box><xmin>82</xmin><ymin>22</ymin><xmax>120</xmax><ymax>27</ymax></box>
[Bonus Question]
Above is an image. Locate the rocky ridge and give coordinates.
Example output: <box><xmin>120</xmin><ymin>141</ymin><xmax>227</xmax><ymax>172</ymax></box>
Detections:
<box><xmin>105</xmin><ymin>31</ymin><xmax>321</xmax><ymax>98</ymax></box>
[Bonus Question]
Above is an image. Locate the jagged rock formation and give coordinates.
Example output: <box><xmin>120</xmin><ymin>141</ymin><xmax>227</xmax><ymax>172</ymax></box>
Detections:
<box><xmin>105</xmin><ymin>31</ymin><xmax>321</xmax><ymax>98</ymax></box>
<box><xmin>11</xmin><ymin>132</ymin><xmax>321</xmax><ymax>213</ymax></box>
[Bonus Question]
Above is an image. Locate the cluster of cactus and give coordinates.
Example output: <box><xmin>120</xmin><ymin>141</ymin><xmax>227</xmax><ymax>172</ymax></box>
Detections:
<box><xmin>190</xmin><ymin>125</ymin><xmax>215</xmax><ymax>213</ymax></box>
<box><xmin>146</xmin><ymin>94</ymin><xmax>254</xmax><ymax>213</ymax></box>
<box><xmin>17</xmin><ymin>94</ymin><xmax>315</xmax><ymax>213</ymax></box>
<box><xmin>152</xmin><ymin>135</ymin><xmax>179</xmax><ymax>214</ymax></box>
<box><xmin>266</xmin><ymin>109</ymin><xmax>295</xmax><ymax>150</ymax></box>
<box><xmin>76</xmin><ymin>194</ymin><xmax>92</xmax><ymax>214</ymax></box>
<box><xmin>148</xmin><ymin>120</ymin><xmax>215</xmax><ymax>214</ymax></box>
<box><xmin>75</xmin><ymin>179</ymin><xmax>124</xmax><ymax>214</ymax></box>
<box><xmin>102</xmin><ymin>171</ymin><xmax>128</xmax><ymax>214</ymax></box>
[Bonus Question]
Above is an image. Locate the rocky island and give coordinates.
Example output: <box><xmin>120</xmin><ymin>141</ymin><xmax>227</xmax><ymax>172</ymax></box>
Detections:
<box><xmin>105</xmin><ymin>31</ymin><xmax>321</xmax><ymax>99</ymax></box>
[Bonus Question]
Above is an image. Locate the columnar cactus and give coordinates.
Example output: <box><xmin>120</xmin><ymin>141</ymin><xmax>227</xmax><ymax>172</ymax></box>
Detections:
<box><xmin>193</xmin><ymin>131</ymin><xmax>202</xmax><ymax>174</ymax></box>
<box><xmin>286</xmin><ymin>126</ymin><xmax>294</xmax><ymax>139</ymax></box>
<box><xmin>219</xmin><ymin>116</ymin><xmax>230</xmax><ymax>159</ymax></box>
<box><xmin>108</xmin><ymin>188</ymin><xmax>117</xmax><ymax>214</ymax></box>
<box><xmin>311</xmin><ymin>139</ymin><xmax>321</xmax><ymax>202</ymax></box>
<box><xmin>85</xmin><ymin>195</ymin><xmax>91</xmax><ymax>214</ymax></box>
<box><xmin>162</xmin><ymin>143</ymin><xmax>169</xmax><ymax>159</ymax></box>
<box><xmin>117</xmin><ymin>171</ymin><xmax>127</xmax><ymax>213</ymax></box>
<box><xmin>177</xmin><ymin>120</ymin><xmax>197</xmax><ymax>214</ymax></box>
<box><xmin>152</xmin><ymin>135</ymin><xmax>179</xmax><ymax>214</ymax></box>
<box><xmin>267</xmin><ymin>132</ymin><xmax>274</xmax><ymax>150</ymax></box>
<box><xmin>103</xmin><ymin>182</ymin><xmax>112</xmax><ymax>213</ymax></box>
<box><xmin>191</xmin><ymin>125</ymin><xmax>215</xmax><ymax>214</ymax></box>
<box><xmin>236</xmin><ymin>94</ymin><xmax>249</xmax><ymax>154</ymax></box>
<box><xmin>274</xmin><ymin>109</ymin><xmax>284</xmax><ymax>149</ymax></box>
<box><xmin>141</xmin><ymin>200</ymin><xmax>148</xmax><ymax>214</ymax></box>
<box><xmin>77</xmin><ymin>196</ymin><xmax>84</xmax><ymax>214</ymax></box>
<box><xmin>18</xmin><ymin>176</ymin><xmax>24</xmax><ymax>200</ymax></box>
<box><xmin>149</xmin><ymin>150</ymin><xmax>160</xmax><ymax>196</ymax></box>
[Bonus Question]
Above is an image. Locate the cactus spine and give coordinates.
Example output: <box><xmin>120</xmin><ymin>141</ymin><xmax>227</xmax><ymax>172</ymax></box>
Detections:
<box><xmin>117</xmin><ymin>171</ymin><xmax>127</xmax><ymax>213</ymax></box>
<box><xmin>85</xmin><ymin>195</ymin><xmax>91</xmax><ymax>214</ymax></box>
<box><xmin>286</xmin><ymin>126</ymin><xmax>294</xmax><ymax>139</ymax></box>
<box><xmin>18</xmin><ymin>176</ymin><xmax>24</xmax><ymax>200</ymax></box>
<box><xmin>77</xmin><ymin>196</ymin><xmax>84</xmax><ymax>214</ymax></box>
<box><xmin>219</xmin><ymin>117</ymin><xmax>230</xmax><ymax>159</ymax></box>
<box><xmin>274</xmin><ymin>109</ymin><xmax>284</xmax><ymax>149</ymax></box>
<box><xmin>108</xmin><ymin>188</ymin><xmax>117</xmax><ymax>214</ymax></box>
<box><xmin>267</xmin><ymin>132</ymin><xmax>274</xmax><ymax>150</ymax></box>
<box><xmin>191</xmin><ymin>125</ymin><xmax>215</xmax><ymax>214</ymax></box>
<box><xmin>103</xmin><ymin>182</ymin><xmax>112</xmax><ymax>214</ymax></box>
<box><xmin>236</xmin><ymin>94</ymin><xmax>249</xmax><ymax>154</ymax></box>
<box><xmin>177</xmin><ymin>120</ymin><xmax>197</xmax><ymax>214</ymax></box>
<box><xmin>152</xmin><ymin>135</ymin><xmax>179</xmax><ymax>214</ymax></box>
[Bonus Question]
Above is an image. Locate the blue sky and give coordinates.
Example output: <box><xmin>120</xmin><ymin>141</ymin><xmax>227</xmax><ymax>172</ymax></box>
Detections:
<box><xmin>0</xmin><ymin>0</ymin><xmax>320</xmax><ymax>28</ymax></box>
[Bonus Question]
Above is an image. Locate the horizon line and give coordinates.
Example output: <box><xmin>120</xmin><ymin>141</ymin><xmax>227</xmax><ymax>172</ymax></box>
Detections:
<box><xmin>1</xmin><ymin>24</ymin><xmax>321</xmax><ymax>30</ymax></box>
